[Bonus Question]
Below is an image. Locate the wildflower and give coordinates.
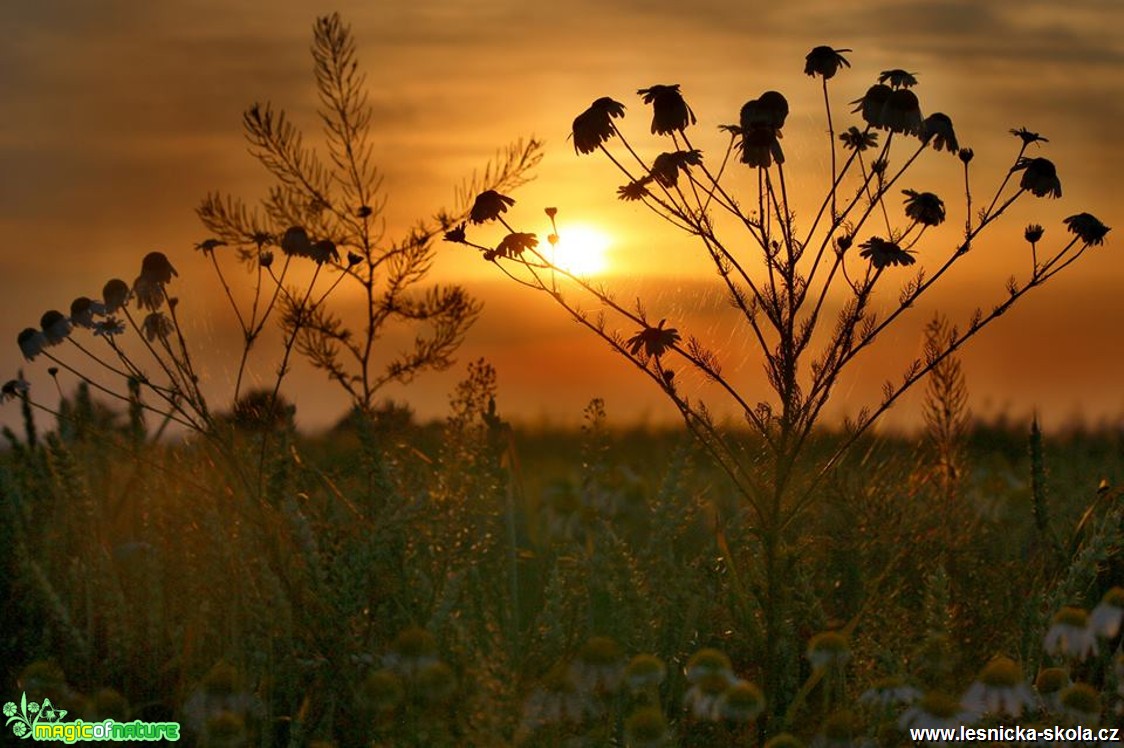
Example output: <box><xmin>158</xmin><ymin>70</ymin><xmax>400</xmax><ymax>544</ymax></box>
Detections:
<box><xmin>1043</xmin><ymin>606</ymin><xmax>1097</xmax><ymax>660</ymax></box>
<box><xmin>281</xmin><ymin>225</ymin><xmax>313</xmax><ymax>256</ymax></box>
<box><xmin>839</xmin><ymin>126</ymin><xmax>877</xmax><ymax>152</ymax></box>
<box><xmin>625</xmin><ymin>707</ymin><xmax>670</xmax><ymax>747</ymax></box>
<box><xmin>259</xmin><ymin>250</ymin><xmax>274</xmax><ymax>268</ymax></box>
<box><xmin>958</xmin><ymin>148</ymin><xmax>974</xmax><ymax>165</ymax></box>
<box><xmin>102</xmin><ymin>279</ymin><xmax>130</xmax><ymax>313</ymax></box>
<box><xmin>902</xmin><ymin>190</ymin><xmax>946</xmax><ymax>226</ymax></box>
<box><xmin>871</xmin><ymin>158</ymin><xmax>888</xmax><ymax>174</ymax></box>
<box><xmin>545</xmin><ymin>206</ymin><xmax>557</xmax><ymax>219</ymax></box>
<box><xmin>899</xmin><ymin>691</ymin><xmax>973</xmax><ymax>732</ymax></box>
<box><xmin>1063</xmin><ymin>212</ymin><xmax>1110</xmax><ymax>246</ymax></box>
<box><xmin>961</xmin><ymin>656</ymin><xmax>1036</xmax><ymax>718</ymax></box>
<box><xmin>69</xmin><ymin>297</ymin><xmax>103</xmax><ymax>328</ymax></box>
<box><xmin>859</xmin><ymin>676</ymin><xmax>921</xmax><ymax>708</ymax></box>
<box><xmin>444</xmin><ymin>222</ymin><xmax>467</xmax><ymax>244</ymax></box>
<box><xmin>922</xmin><ymin>113</ymin><xmax>958</xmax><ymax>153</ymax></box>
<box><xmin>132</xmin><ymin>276</ymin><xmax>164</xmax><ymax>311</ymax></box>
<box><xmin>884</xmin><ymin>89</ymin><xmax>923</xmax><ymax>136</ymax></box>
<box><xmin>487</xmin><ymin>232</ymin><xmax>538</xmax><ymax>261</ymax></box>
<box><xmin>650</xmin><ymin>150</ymin><xmax>703</xmax><ymax>187</ymax></box>
<box><xmin>625</xmin><ymin>654</ymin><xmax>667</xmax><ymax>693</ymax></box>
<box><xmin>357</xmin><ymin>204</ymin><xmax>373</xmax><ymax>218</ymax></box>
<box><xmin>804</xmin><ymin>46</ymin><xmax>851</xmax><ymax>80</ymax></box>
<box><xmin>1034</xmin><ymin>667</ymin><xmax>1070</xmax><ymax>712</ymax></box>
<box><xmin>738</xmin><ymin>126</ymin><xmax>786</xmax><ymax>168</ymax></box>
<box><xmin>1010</xmin><ymin>127</ymin><xmax>1048</xmax><ymax>145</ymax></box>
<box><xmin>94</xmin><ymin>318</ymin><xmax>126</xmax><ymax>338</ymax></box>
<box><xmin>140</xmin><ymin>251</ymin><xmax>177</xmax><ymax>285</ymax></box>
<box><xmin>1059</xmin><ymin>683</ymin><xmax>1101</xmax><ymax>726</ymax></box>
<box><xmin>836</xmin><ymin>235</ymin><xmax>853</xmax><ymax>252</ymax></box>
<box><xmin>807</xmin><ymin>631</ymin><xmax>851</xmax><ymax>669</ymax></box>
<box><xmin>572</xmin><ymin>97</ymin><xmax>626</xmax><ymax>154</ymax></box>
<box><xmin>40</xmin><ymin>310</ymin><xmax>72</xmax><ymax>345</ymax></box>
<box><xmin>181</xmin><ymin>661</ymin><xmax>263</xmax><ymax>734</ymax></box>
<box><xmin>470</xmin><ymin>190</ymin><xmax>516</xmax><ymax>224</ymax></box>
<box><xmin>194</xmin><ymin>238</ymin><xmax>226</xmax><ymax>255</ymax></box>
<box><xmin>618</xmin><ymin>177</ymin><xmax>652</xmax><ymax>201</ymax></box>
<box><xmin>571</xmin><ymin>637</ymin><xmax>625</xmax><ymax>693</ymax></box>
<box><xmin>626</xmin><ymin>319</ymin><xmax>681</xmax><ymax>358</ymax></box>
<box><xmin>637</xmin><ymin>84</ymin><xmax>696</xmax><ymax>134</ymax></box>
<box><xmin>1024</xmin><ymin>224</ymin><xmax>1045</xmax><ymax>243</ymax></box>
<box><xmin>853</xmin><ymin>84</ymin><xmax>892</xmax><ymax>129</ymax></box>
<box><xmin>878</xmin><ymin>69</ymin><xmax>918</xmax><ymax>89</ymax></box>
<box><xmin>16</xmin><ymin>332</ymin><xmax>44</xmax><ymax>366</ymax></box>
<box><xmin>859</xmin><ymin>237</ymin><xmax>915</xmax><ymax>268</ymax></box>
<box><xmin>1089</xmin><ymin>586</ymin><xmax>1124</xmax><ymax>637</ymax></box>
<box><xmin>309</xmin><ymin>239</ymin><xmax>339</xmax><ymax>264</ymax></box>
<box><xmin>741</xmin><ymin>90</ymin><xmax>789</xmax><ymax>131</ymax></box>
<box><xmin>1012</xmin><ymin>157</ymin><xmax>1062</xmax><ymax>198</ymax></box>
<box><xmin>384</xmin><ymin>627</ymin><xmax>439</xmax><ymax>678</ymax></box>
<box><xmin>142</xmin><ymin>312</ymin><xmax>173</xmax><ymax>342</ymax></box>
<box><xmin>717</xmin><ymin>680</ymin><xmax>765</xmax><ymax>721</ymax></box>
<box><xmin>346</xmin><ymin>251</ymin><xmax>362</xmax><ymax>266</ymax></box>
<box><xmin>250</xmin><ymin>230</ymin><xmax>273</xmax><ymax>248</ymax></box>
<box><xmin>1</xmin><ymin>378</ymin><xmax>29</xmax><ymax>403</ymax></box>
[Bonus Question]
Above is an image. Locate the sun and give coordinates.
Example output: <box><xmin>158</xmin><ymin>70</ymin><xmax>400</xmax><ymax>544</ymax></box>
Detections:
<box><xmin>550</xmin><ymin>224</ymin><xmax>612</xmax><ymax>276</ymax></box>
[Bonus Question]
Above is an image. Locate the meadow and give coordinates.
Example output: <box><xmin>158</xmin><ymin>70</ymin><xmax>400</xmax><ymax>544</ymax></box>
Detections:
<box><xmin>3</xmin><ymin>13</ymin><xmax>1122</xmax><ymax>747</ymax></box>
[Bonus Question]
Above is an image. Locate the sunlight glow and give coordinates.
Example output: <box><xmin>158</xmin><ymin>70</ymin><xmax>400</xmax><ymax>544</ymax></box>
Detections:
<box><xmin>550</xmin><ymin>224</ymin><xmax>612</xmax><ymax>276</ymax></box>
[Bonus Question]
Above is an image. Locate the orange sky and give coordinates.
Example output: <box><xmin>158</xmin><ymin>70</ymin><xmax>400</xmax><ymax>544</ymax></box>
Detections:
<box><xmin>2</xmin><ymin>0</ymin><xmax>1123</xmax><ymax>433</ymax></box>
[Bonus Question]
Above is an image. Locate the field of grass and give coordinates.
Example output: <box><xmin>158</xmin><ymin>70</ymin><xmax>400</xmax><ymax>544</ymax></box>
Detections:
<box><xmin>2</xmin><ymin>375</ymin><xmax>1123</xmax><ymax>745</ymax></box>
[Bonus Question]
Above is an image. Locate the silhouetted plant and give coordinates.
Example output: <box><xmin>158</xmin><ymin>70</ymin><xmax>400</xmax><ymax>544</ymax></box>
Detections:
<box><xmin>451</xmin><ymin>44</ymin><xmax>1110</xmax><ymax>721</ymax></box>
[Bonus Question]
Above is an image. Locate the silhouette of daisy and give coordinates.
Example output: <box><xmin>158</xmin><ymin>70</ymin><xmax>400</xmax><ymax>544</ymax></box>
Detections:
<box><xmin>883</xmin><ymin>89</ymin><xmax>923</xmax><ymax>136</ymax></box>
<box><xmin>839</xmin><ymin>126</ymin><xmax>877</xmax><ymax>152</ymax></box>
<box><xmin>70</xmin><ymin>297</ymin><xmax>103</xmax><ymax>328</ymax></box>
<box><xmin>41</xmin><ymin>310</ymin><xmax>72</xmax><ymax>345</ymax></box>
<box><xmin>626</xmin><ymin>319</ymin><xmax>681</xmax><ymax>358</ymax></box>
<box><xmin>902</xmin><ymin>190</ymin><xmax>946</xmax><ymax>226</ymax></box>
<box><xmin>142</xmin><ymin>312</ymin><xmax>173</xmax><ymax>342</ymax></box>
<box><xmin>140</xmin><ymin>252</ymin><xmax>177</xmax><ymax>285</ymax></box>
<box><xmin>281</xmin><ymin>226</ymin><xmax>313</xmax><ymax>257</ymax></box>
<box><xmin>1063</xmin><ymin>213</ymin><xmax>1110</xmax><ymax>246</ymax></box>
<box><xmin>18</xmin><ymin>328</ymin><xmax>47</xmax><ymax>361</ymax></box>
<box><xmin>959</xmin><ymin>148</ymin><xmax>974</xmax><ymax>165</ymax></box>
<box><xmin>470</xmin><ymin>190</ymin><xmax>516</xmax><ymax>224</ymax></box>
<box><xmin>1</xmin><ymin>378</ymin><xmax>29</xmax><ymax>402</ymax></box>
<box><xmin>1010</xmin><ymin>127</ymin><xmax>1048</xmax><ymax>145</ymax></box>
<box><xmin>309</xmin><ymin>239</ymin><xmax>339</xmax><ymax>264</ymax></box>
<box><xmin>733</xmin><ymin>92</ymin><xmax>790</xmax><ymax>167</ymax></box>
<box><xmin>859</xmin><ymin>237</ymin><xmax>915</xmax><ymax>268</ymax></box>
<box><xmin>738</xmin><ymin>127</ymin><xmax>785</xmax><ymax>168</ymax></box>
<box><xmin>572</xmin><ymin>97</ymin><xmax>626</xmax><ymax>154</ymax></box>
<box><xmin>486</xmin><ymin>232</ymin><xmax>538</xmax><ymax>261</ymax></box>
<box><xmin>94</xmin><ymin>318</ymin><xmax>125</xmax><ymax>338</ymax></box>
<box><xmin>852</xmin><ymin>84</ymin><xmax>892</xmax><ymax>129</ymax></box>
<box><xmin>637</xmin><ymin>84</ymin><xmax>696</xmax><ymax>135</ymax></box>
<box><xmin>878</xmin><ymin>69</ymin><xmax>918</xmax><ymax>89</ymax></box>
<box><xmin>444</xmin><ymin>222</ymin><xmax>467</xmax><ymax>244</ymax></box>
<box><xmin>1012</xmin><ymin>157</ymin><xmax>1061</xmax><ymax>198</ymax></box>
<box><xmin>804</xmin><ymin>46</ymin><xmax>851</xmax><ymax>80</ymax></box>
<box><xmin>922</xmin><ymin>113</ymin><xmax>958</xmax><ymax>153</ymax></box>
<box><xmin>618</xmin><ymin>177</ymin><xmax>652</xmax><ymax>201</ymax></box>
<box><xmin>650</xmin><ymin>150</ymin><xmax>703</xmax><ymax>187</ymax></box>
<box><xmin>195</xmin><ymin>238</ymin><xmax>226</xmax><ymax>255</ymax></box>
<box><xmin>1024</xmin><ymin>224</ymin><xmax>1044</xmax><ymax>243</ymax></box>
<box><xmin>133</xmin><ymin>276</ymin><xmax>164</xmax><ymax>311</ymax></box>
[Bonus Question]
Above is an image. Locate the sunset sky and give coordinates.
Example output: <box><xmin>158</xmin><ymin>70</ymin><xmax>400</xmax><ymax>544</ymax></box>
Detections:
<box><xmin>2</xmin><ymin>0</ymin><xmax>1123</xmax><ymax>433</ymax></box>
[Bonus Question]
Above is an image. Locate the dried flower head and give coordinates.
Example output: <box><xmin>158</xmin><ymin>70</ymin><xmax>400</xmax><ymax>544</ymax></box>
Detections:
<box><xmin>1063</xmin><ymin>213</ymin><xmax>1110</xmax><ymax>246</ymax></box>
<box><xmin>626</xmin><ymin>319</ymin><xmax>681</xmax><ymax>358</ymax></box>
<box><xmin>637</xmin><ymin>84</ymin><xmax>696</xmax><ymax>135</ymax></box>
<box><xmin>650</xmin><ymin>150</ymin><xmax>703</xmax><ymax>187</ymax></box>
<box><xmin>102</xmin><ymin>279</ymin><xmax>130</xmax><ymax>314</ymax></box>
<box><xmin>572</xmin><ymin>97</ymin><xmax>626</xmax><ymax>154</ymax></box>
<box><xmin>804</xmin><ymin>46</ymin><xmax>851</xmax><ymax>80</ymax></box>
<box><xmin>922</xmin><ymin>113</ymin><xmax>959</xmax><ymax>153</ymax></box>
<box><xmin>1024</xmin><ymin>224</ymin><xmax>1045</xmax><ymax>243</ymax></box>
<box><xmin>487</xmin><ymin>232</ymin><xmax>538</xmax><ymax>261</ymax></box>
<box><xmin>618</xmin><ymin>177</ymin><xmax>652</xmax><ymax>202</ymax></box>
<box><xmin>470</xmin><ymin>190</ymin><xmax>516</xmax><ymax>224</ymax></box>
<box><xmin>902</xmin><ymin>189</ymin><xmax>946</xmax><ymax>226</ymax></box>
<box><xmin>859</xmin><ymin>236</ymin><xmax>915</xmax><ymax>268</ymax></box>
<box><xmin>839</xmin><ymin>126</ymin><xmax>877</xmax><ymax>152</ymax></box>
<box><xmin>1012</xmin><ymin>157</ymin><xmax>1062</xmax><ymax>198</ymax></box>
<box><xmin>40</xmin><ymin>310</ymin><xmax>72</xmax><ymax>345</ymax></box>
